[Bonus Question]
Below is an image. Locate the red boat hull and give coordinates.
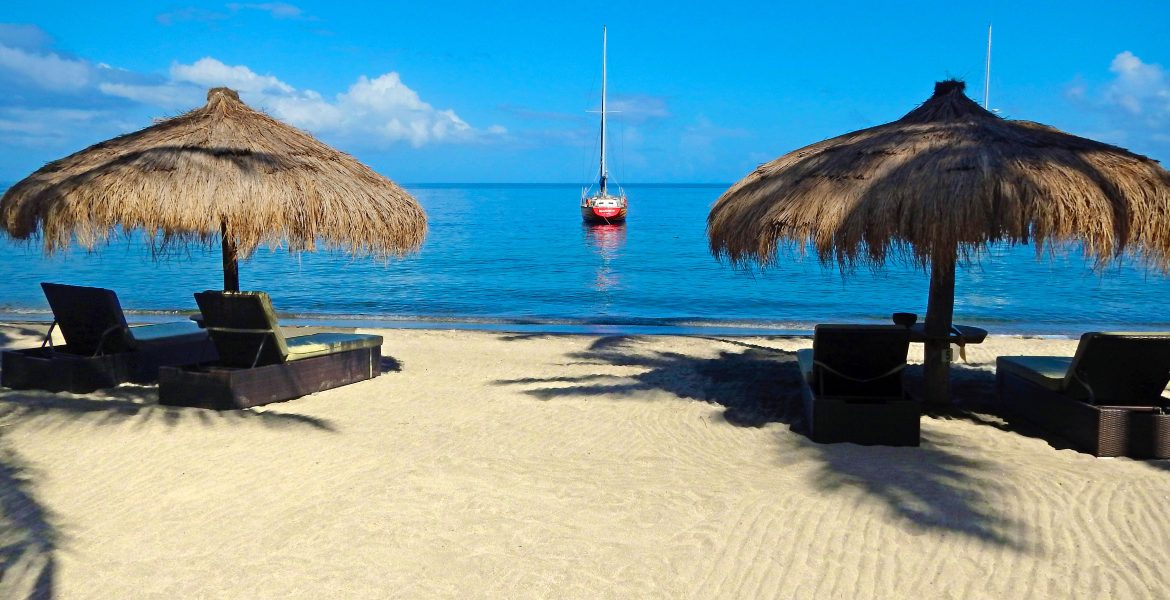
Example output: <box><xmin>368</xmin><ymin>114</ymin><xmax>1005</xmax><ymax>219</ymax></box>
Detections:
<box><xmin>582</xmin><ymin>205</ymin><xmax>627</xmax><ymax>224</ymax></box>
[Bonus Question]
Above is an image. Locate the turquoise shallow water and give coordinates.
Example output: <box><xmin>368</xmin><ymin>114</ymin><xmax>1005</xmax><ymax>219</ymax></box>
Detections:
<box><xmin>1</xmin><ymin>183</ymin><xmax>1169</xmax><ymax>335</ymax></box>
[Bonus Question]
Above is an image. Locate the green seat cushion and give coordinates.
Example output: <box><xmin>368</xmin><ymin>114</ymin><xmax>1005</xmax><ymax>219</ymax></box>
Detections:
<box><xmin>127</xmin><ymin>321</ymin><xmax>210</xmax><ymax>347</ymax></box>
<box><xmin>285</xmin><ymin>333</ymin><xmax>383</xmax><ymax>361</ymax></box>
<box><xmin>796</xmin><ymin>348</ymin><xmax>814</xmax><ymax>383</ymax></box>
<box><xmin>997</xmin><ymin>356</ymin><xmax>1072</xmax><ymax>391</ymax></box>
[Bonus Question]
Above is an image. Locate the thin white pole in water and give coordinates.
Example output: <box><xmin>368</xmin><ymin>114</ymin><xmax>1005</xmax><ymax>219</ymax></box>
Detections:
<box><xmin>983</xmin><ymin>23</ymin><xmax>992</xmax><ymax>109</ymax></box>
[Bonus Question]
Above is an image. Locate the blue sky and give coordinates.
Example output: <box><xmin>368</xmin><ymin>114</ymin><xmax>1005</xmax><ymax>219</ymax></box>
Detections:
<box><xmin>2</xmin><ymin>1</ymin><xmax>1169</xmax><ymax>184</ymax></box>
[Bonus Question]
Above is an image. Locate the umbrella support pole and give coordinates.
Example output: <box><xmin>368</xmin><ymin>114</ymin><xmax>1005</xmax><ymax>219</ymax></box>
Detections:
<box><xmin>923</xmin><ymin>252</ymin><xmax>956</xmax><ymax>405</ymax></box>
<box><xmin>221</xmin><ymin>224</ymin><xmax>240</xmax><ymax>292</ymax></box>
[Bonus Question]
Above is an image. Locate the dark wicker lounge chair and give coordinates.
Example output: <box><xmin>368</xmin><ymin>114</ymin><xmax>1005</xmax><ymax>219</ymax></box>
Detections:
<box><xmin>1</xmin><ymin>282</ymin><xmax>216</xmax><ymax>393</ymax></box>
<box><xmin>158</xmin><ymin>290</ymin><xmax>383</xmax><ymax>409</ymax></box>
<box><xmin>997</xmin><ymin>332</ymin><xmax>1170</xmax><ymax>458</ymax></box>
<box><xmin>796</xmin><ymin>324</ymin><xmax>919</xmax><ymax>446</ymax></box>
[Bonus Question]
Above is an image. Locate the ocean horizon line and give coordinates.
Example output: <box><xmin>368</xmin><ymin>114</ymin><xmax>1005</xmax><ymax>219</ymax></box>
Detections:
<box><xmin>2</xmin><ymin>181</ymin><xmax>736</xmax><ymax>193</ymax></box>
<box><xmin>398</xmin><ymin>182</ymin><xmax>733</xmax><ymax>189</ymax></box>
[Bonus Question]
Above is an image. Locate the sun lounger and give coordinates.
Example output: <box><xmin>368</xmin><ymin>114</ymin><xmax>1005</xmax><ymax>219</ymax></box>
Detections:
<box><xmin>996</xmin><ymin>332</ymin><xmax>1170</xmax><ymax>458</ymax></box>
<box><xmin>1</xmin><ymin>282</ymin><xmax>216</xmax><ymax>393</ymax></box>
<box><xmin>796</xmin><ymin>324</ymin><xmax>919</xmax><ymax>446</ymax></box>
<box><xmin>158</xmin><ymin>290</ymin><xmax>383</xmax><ymax>409</ymax></box>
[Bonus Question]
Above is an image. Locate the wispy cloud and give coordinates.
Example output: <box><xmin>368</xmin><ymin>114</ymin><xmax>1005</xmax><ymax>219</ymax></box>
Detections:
<box><xmin>158</xmin><ymin>3</ymin><xmax>311</xmax><ymax>25</ymax></box>
<box><xmin>680</xmin><ymin>116</ymin><xmax>750</xmax><ymax>154</ymax></box>
<box><xmin>156</xmin><ymin>7</ymin><xmax>230</xmax><ymax>25</ymax></box>
<box><xmin>0</xmin><ymin>106</ymin><xmax>135</xmax><ymax>148</ymax></box>
<box><xmin>0</xmin><ymin>24</ymin><xmax>53</xmax><ymax>51</ymax></box>
<box><xmin>0</xmin><ymin>30</ymin><xmax>154</xmax><ymax>112</ymax></box>
<box><xmin>0</xmin><ymin>42</ymin><xmax>92</xmax><ymax>91</ymax></box>
<box><xmin>497</xmin><ymin>104</ymin><xmax>586</xmax><ymax>123</ymax></box>
<box><xmin>607</xmin><ymin>95</ymin><xmax>670</xmax><ymax>122</ymax></box>
<box><xmin>227</xmin><ymin>3</ymin><xmax>311</xmax><ymax>20</ymax></box>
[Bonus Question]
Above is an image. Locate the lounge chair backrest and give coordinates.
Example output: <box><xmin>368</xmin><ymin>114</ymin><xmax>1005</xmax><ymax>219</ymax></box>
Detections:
<box><xmin>811</xmin><ymin>324</ymin><xmax>910</xmax><ymax>398</ymax></box>
<box><xmin>41</xmin><ymin>282</ymin><xmax>131</xmax><ymax>356</ymax></box>
<box><xmin>1066</xmin><ymin>332</ymin><xmax>1170</xmax><ymax>405</ymax></box>
<box><xmin>194</xmin><ymin>291</ymin><xmax>290</xmax><ymax>367</ymax></box>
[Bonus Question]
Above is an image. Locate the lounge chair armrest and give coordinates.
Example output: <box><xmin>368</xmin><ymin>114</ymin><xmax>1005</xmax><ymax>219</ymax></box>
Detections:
<box><xmin>94</xmin><ymin>324</ymin><xmax>126</xmax><ymax>357</ymax></box>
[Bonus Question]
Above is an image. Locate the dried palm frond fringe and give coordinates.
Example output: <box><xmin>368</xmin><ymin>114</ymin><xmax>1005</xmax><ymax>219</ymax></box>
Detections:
<box><xmin>708</xmin><ymin>80</ymin><xmax>1170</xmax><ymax>272</ymax></box>
<box><xmin>1</xmin><ymin>87</ymin><xmax>427</xmax><ymax>261</ymax></box>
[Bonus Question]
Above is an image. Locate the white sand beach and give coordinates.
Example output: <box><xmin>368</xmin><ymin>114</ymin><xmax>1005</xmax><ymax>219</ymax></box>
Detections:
<box><xmin>1</xmin><ymin>324</ymin><xmax>1167</xmax><ymax>599</ymax></box>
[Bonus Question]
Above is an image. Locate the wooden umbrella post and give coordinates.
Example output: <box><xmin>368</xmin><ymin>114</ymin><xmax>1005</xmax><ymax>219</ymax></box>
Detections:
<box><xmin>702</xmin><ymin>80</ymin><xmax>1170</xmax><ymax>413</ymax></box>
<box><xmin>923</xmin><ymin>250</ymin><xmax>956</xmax><ymax>405</ymax></box>
<box><xmin>221</xmin><ymin>222</ymin><xmax>239</xmax><ymax>292</ymax></box>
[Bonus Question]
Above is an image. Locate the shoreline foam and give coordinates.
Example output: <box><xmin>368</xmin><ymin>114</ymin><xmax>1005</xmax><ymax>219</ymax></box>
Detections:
<box><xmin>3</xmin><ymin>309</ymin><xmax>1156</xmax><ymax>339</ymax></box>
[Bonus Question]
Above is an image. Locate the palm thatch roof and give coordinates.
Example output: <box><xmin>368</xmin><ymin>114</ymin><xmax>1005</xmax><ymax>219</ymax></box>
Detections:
<box><xmin>1</xmin><ymin>87</ymin><xmax>426</xmax><ymax>260</ymax></box>
<box><xmin>708</xmin><ymin>80</ymin><xmax>1170</xmax><ymax>270</ymax></box>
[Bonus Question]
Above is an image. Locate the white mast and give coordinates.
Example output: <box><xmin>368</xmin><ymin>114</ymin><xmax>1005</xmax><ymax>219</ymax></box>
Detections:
<box><xmin>983</xmin><ymin>23</ymin><xmax>992</xmax><ymax>109</ymax></box>
<box><xmin>599</xmin><ymin>26</ymin><xmax>608</xmax><ymax>195</ymax></box>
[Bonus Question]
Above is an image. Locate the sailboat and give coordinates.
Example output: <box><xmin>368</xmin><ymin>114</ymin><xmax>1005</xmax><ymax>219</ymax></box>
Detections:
<box><xmin>581</xmin><ymin>26</ymin><xmax>628</xmax><ymax>224</ymax></box>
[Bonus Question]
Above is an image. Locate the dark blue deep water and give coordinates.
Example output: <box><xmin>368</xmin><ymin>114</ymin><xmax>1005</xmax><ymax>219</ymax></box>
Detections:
<box><xmin>2</xmin><ymin>183</ymin><xmax>1169</xmax><ymax>335</ymax></box>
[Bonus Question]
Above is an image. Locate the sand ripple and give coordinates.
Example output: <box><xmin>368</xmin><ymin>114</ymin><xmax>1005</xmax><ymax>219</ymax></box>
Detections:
<box><xmin>1</xmin><ymin>327</ymin><xmax>1167</xmax><ymax>598</ymax></box>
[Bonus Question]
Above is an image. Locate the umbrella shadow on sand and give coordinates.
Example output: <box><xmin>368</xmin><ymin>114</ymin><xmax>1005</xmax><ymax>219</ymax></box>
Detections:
<box><xmin>494</xmin><ymin>335</ymin><xmax>1031</xmax><ymax>551</ymax></box>
<box><xmin>0</xmin><ymin>383</ymin><xmax>336</xmax><ymax>599</ymax></box>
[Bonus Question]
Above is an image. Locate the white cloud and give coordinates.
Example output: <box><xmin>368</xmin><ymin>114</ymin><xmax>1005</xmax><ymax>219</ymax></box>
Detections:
<box><xmin>0</xmin><ymin>43</ymin><xmax>91</xmax><ymax>91</ymax></box>
<box><xmin>171</xmin><ymin>57</ymin><xmax>295</xmax><ymax>94</ymax></box>
<box><xmin>291</xmin><ymin>73</ymin><xmax>474</xmax><ymax>146</ymax></box>
<box><xmin>343</xmin><ymin>73</ymin><xmax>429</xmax><ymax>112</ymax></box>
<box><xmin>0</xmin><ymin>26</ymin><xmax>501</xmax><ymax>153</ymax></box>
<box><xmin>96</xmin><ymin>57</ymin><xmax>499</xmax><ymax>147</ymax></box>
<box><xmin>264</xmin><ymin>91</ymin><xmax>342</xmax><ymax>130</ymax></box>
<box><xmin>1104</xmin><ymin>51</ymin><xmax>1170</xmax><ymax>121</ymax></box>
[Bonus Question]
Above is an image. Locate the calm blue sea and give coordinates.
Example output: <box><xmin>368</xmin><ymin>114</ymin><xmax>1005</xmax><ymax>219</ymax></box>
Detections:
<box><xmin>1</xmin><ymin>183</ymin><xmax>1168</xmax><ymax>336</ymax></box>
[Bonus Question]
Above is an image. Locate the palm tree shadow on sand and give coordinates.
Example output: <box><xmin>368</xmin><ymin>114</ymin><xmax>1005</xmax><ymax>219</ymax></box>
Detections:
<box><xmin>494</xmin><ymin>334</ymin><xmax>1033</xmax><ymax>551</ymax></box>
<box><xmin>0</xmin><ymin>382</ymin><xmax>336</xmax><ymax>599</ymax></box>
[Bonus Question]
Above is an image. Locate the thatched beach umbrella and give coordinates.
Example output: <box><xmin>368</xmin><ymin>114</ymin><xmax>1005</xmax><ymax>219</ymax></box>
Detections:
<box><xmin>1</xmin><ymin>87</ymin><xmax>427</xmax><ymax>291</ymax></box>
<box><xmin>708</xmin><ymin>80</ymin><xmax>1170</xmax><ymax>405</ymax></box>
